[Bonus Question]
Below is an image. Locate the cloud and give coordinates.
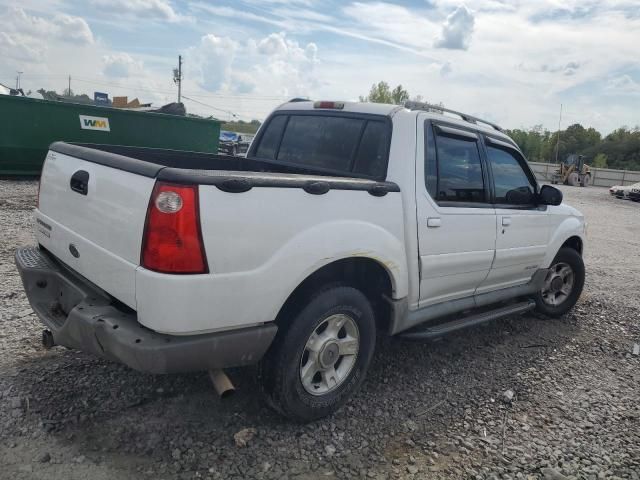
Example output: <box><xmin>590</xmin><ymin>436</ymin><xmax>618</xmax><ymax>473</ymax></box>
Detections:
<box><xmin>90</xmin><ymin>0</ymin><xmax>185</xmax><ymax>22</ymax></box>
<box><xmin>2</xmin><ymin>7</ymin><xmax>94</xmax><ymax>45</ymax></box>
<box><xmin>52</xmin><ymin>14</ymin><xmax>94</xmax><ymax>44</ymax></box>
<box><xmin>187</xmin><ymin>34</ymin><xmax>239</xmax><ymax>92</ymax></box>
<box><xmin>0</xmin><ymin>31</ymin><xmax>43</xmax><ymax>63</ymax></box>
<box><xmin>606</xmin><ymin>74</ymin><xmax>640</xmax><ymax>95</ymax></box>
<box><xmin>257</xmin><ymin>32</ymin><xmax>289</xmax><ymax>56</ymax></box>
<box><xmin>184</xmin><ymin>30</ymin><xmax>320</xmax><ymax>104</ymax></box>
<box><xmin>435</xmin><ymin>5</ymin><xmax>475</xmax><ymax>50</ymax></box>
<box><xmin>103</xmin><ymin>53</ymin><xmax>144</xmax><ymax>78</ymax></box>
<box><xmin>256</xmin><ymin>32</ymin><xmax>318</xmax><ymax>63</ymax></box>
<box><xmin>518</xmin><ymin>61</ymin><xmax>582</xmax><ymax>76</ymax></box>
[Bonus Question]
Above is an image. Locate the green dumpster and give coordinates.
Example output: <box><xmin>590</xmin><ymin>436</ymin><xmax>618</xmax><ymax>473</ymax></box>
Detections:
<box><xmin>0</xmin><ymin>95</ymin><xmax>221</xmax><ymax>175</ymax></box>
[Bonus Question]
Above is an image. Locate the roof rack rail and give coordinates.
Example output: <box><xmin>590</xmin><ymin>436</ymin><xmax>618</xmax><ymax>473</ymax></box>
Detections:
<box><xmin>404</xmin><ymin>101</ymin><xmax>504</xmax><ymax>132</ymax></box>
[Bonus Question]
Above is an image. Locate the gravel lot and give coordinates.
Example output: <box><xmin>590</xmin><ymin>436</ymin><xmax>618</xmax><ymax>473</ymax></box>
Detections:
<box><xmin>1</xmin><ymin>180</ymin><xmax>639</xmax><ymax>480</ymax></box>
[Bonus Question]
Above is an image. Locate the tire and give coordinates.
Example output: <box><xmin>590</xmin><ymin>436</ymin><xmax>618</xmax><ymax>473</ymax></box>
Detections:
<box><xmin>534</xmin><ymin>247</ymin><xmax>585</xmax><ymax>317</ymax></box>
<box><xmin>260</xmin><ymin>285</ymin><xmax>376</xmax><ymax>422</ymax></box>
<box><xmin>581</xmin><ymin>174</ymin><xmax>591</xmax><ymax>187</ymax></box>
<box><xmin>567</xmin><ymin>172</ymin><xmax>580</xmax><ymax>187</ymax></box>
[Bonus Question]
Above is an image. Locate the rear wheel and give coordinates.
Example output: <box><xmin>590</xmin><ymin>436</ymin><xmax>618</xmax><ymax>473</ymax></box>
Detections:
<box><xmin>260</xmin><ymin>286</ymin><xmax>376</xmax><ymax>422</ymax></box>
<box><xmin>581</xmin><ymin>174</ymin><xmax>591</xmax><ymax>187</ymax></box>
<box><xmin>534</xmin><ymin>247</ymin><xmax>585</xmax><ymax>317</ymax></box>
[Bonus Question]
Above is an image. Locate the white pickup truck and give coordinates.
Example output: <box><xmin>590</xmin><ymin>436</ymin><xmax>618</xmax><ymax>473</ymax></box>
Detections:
<box><xmin>16</xmin><ymin>100</ymin><xmax>586</xmax><ymax>421</ymax></box>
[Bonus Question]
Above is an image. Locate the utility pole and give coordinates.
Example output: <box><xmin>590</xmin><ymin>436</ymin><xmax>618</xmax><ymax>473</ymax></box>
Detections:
<box><xmin>16</xmin><ymin>71</ymin><xmax>23</xmax><ymax>90</ymax></box>
<box><xmin>554</xmin><ymin>103</ymin><xmax>563</xmax><ymax>164</ymax></box>
<box><xmin>68</xmin><ymin>75</ymin><xmax>71</xmax><ymax>96</ymax></box>
<box><xmin>173</xmin><ymin>55</ymin><xmax>183</xmax><ymax>103</ymax></box>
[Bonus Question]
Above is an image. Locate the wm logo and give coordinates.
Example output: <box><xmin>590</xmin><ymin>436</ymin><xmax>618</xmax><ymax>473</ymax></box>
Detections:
<box><xmin>79</xmin><ymin>115</ymin><xmax>110</xmax><ymax>132</ymax></box>
<box><xmin>83</xmin><ymin>119</ymin><xmax>107</xmax><ymax>128</ymax></box>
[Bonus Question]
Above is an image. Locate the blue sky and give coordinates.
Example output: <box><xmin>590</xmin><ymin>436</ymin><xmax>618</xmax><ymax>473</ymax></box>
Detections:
<box><xmin>1</xmin><ymin>0</ymin><xmax>639</xmax><ymax>133</ymax></box>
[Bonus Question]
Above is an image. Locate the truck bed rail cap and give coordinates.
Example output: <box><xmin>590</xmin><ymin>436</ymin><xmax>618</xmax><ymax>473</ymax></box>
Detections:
<box><xmin>158</xmin><ymin>168</ymin><xmax>401</xmax><ymax>195</ymax></box>
<box><xmin>49</xmin><ymin>142</ymin><xmax>163</xmax><ymax>178</ymax></box>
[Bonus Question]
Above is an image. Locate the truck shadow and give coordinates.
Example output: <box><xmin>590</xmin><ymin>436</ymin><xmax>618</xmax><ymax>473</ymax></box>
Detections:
<box><xmin>4</xmin><ymin>310</ymin><xmax>582</xmax><ymax>470</ymax></box>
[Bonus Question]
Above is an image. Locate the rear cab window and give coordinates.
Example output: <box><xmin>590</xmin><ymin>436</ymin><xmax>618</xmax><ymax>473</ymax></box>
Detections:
<box><xmin>250</xmin><ymin>111</ymin><xmax>392</xmax><ymax>180</ymax></box>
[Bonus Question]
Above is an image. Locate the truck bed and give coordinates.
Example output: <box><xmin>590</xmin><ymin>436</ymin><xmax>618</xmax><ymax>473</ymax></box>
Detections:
<box><xmin>36</xmin><ymin>142</ymin><xmax>406</xmax><ymax>335</ymax></box>
<box><xmin>52</xmin><ymin>142</ymin><xmax>394</xmax><ymax>184</ymax></box>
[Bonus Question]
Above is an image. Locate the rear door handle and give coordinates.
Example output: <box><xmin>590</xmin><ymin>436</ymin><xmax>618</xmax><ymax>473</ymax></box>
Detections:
<box><xmin>502</xmin><ymin>217</ymin><xmax>512</xmax><ymax>226</ymax></box>
<box><xmin>427</xmin><ymin>217</ymin><xmax>441</xmax><ymax>228</ymax></box>
<box><xmin>70</xmin><ymin>170</ymin><xmax>89</xmax><ymax>195</ymax></box>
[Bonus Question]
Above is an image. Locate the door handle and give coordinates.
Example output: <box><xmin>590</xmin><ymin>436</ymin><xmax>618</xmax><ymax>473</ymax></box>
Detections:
<box><xmin>427</xmin><ymin>217</ymin><xmax>441</xmax><ymax>228</ymax></box>
<box><xmin>502</xmin><ymin>217</ymin><xmax>512</xmax><ymax>226</ymax></box>
<box><xmin>70</xmin><ymin>170</ymin><xmax>89</xmax><ymax>195</ymax></box>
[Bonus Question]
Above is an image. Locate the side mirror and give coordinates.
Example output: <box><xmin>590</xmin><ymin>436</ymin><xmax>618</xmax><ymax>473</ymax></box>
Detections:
<box><xmin>539</xmin><ymin>185</ymin><xmax>563</xmax><ymax>206</ymax></box>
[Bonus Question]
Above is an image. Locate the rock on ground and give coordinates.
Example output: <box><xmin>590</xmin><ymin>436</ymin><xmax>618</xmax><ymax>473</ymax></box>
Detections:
<box><xmin>0</xmin><ymin>181</ymin><xmax>639</xmax><ymax>479</ymax></box>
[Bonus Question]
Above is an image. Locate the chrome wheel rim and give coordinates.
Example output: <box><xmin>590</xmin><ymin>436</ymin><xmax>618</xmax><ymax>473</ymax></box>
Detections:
<box><xmin>541</xmin><ymin>262</ymin><xmax>574</xmax><ymax>306</ymax></box>
<box><xmin>299</xmin><ymin>313</ymin><xmax>360</xmax><ymax>396</ymax></box>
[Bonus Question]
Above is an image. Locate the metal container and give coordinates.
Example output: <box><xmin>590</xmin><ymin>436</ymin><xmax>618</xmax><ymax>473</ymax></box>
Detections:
<box><xmin>0</xmin><ymin>95</ymin><xmax>221</xmax><ymax>175</ymax></box>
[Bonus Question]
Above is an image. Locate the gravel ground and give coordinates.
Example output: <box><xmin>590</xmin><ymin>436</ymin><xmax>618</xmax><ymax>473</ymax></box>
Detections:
<box><xmin>1</xmin><ymin>180</ymin><xmax>639</xmax><ymax>480</ymax></box>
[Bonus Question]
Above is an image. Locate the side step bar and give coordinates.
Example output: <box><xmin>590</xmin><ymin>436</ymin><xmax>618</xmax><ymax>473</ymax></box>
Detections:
<box><xmin>399</xmin><ymin>300</ymin><xmax>536</xmax><ymax>340</ymax></box>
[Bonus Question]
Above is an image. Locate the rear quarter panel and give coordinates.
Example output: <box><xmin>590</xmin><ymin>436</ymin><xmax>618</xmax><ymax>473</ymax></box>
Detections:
<box><xmin>135</xmin><ymin>186</ymin><xmax>408</xmax><ymax>334</ymax></box>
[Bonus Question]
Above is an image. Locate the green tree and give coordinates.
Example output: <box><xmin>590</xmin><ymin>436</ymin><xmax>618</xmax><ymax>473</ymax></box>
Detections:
<box><xmin>360</xmin><ymin>81</ymin><xmax>409</xmax><ymax>105</ymax></box>
<box><xmin>592</xmin><ymin>153</ymin><xmax>608</xmax><ymax>168</ymax></box>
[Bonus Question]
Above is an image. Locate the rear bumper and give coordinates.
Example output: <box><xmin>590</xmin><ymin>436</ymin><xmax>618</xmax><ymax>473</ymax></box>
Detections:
<box><xmin>14</xmin><ymin>247</ymin><xmax>277</xmax><ymax>374</ymax></box>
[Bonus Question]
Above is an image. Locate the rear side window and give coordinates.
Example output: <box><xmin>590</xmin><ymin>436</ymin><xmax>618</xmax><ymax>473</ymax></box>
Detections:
<box><xmin>433</xmin><ymin>133</ymin><xmax>486</xmax><ymax>203</ymax></box>
<box><xmin>252</xmin><ymin>113</ymin><xmax>391</xmax><ymax>179</ymax></box>
<box><xmin>254</xmin><ymin>115</ymin><xmax>287</xmax><ymax>160</ymax></box>
<box><xmin>353</xmin><ymin>121</ymin><xmax>391</xmax><ymax>179</ymax></box>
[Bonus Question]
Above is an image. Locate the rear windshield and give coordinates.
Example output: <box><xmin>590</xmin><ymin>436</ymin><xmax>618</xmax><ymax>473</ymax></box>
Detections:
<box><xmin>252</xmin><ymin>113</ymin><xmax>391</xmax><ymax>180</ymax></box>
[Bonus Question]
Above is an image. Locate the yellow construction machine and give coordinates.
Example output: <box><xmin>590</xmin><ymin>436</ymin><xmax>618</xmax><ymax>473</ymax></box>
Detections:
<box><xmin>551</xmin><ymin>154</ymin><xmax>592</xmax><ymax>187</ymax></box>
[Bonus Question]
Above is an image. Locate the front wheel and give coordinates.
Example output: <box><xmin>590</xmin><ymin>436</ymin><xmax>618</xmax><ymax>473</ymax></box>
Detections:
<box><xmin>534</xmin><ymin>247</ymin><xmax>585</xmax><ymax>317</ymax></box>
<box><xmin>260</xmin><ymin>286</ymin><xmax>376</xmax><ymax>422</ymax></box>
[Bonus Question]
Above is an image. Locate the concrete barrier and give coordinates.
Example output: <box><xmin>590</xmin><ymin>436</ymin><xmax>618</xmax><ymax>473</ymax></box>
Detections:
<box><xmin>529</xmin><ymin>162</ymin><xmax>640</xmax><ymax>187</ymax></box>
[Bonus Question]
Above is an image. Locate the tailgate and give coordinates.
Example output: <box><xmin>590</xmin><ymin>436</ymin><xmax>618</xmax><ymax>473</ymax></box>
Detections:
<box><xmin>36</xmin><ymin>149</ymin><xmax>157</xmax><ymax>308</ymax></box>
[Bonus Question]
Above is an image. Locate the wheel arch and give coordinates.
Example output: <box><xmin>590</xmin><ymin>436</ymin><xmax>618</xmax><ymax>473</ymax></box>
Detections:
<box><xmin>561</xmin><ymin>235</ymin><xmax>583</xmax><ymax>255</ymax></box>
<box><xmin>274</xmin><ymin>257</ymin><xmax>395</xmax><ymax>335</ymax></box>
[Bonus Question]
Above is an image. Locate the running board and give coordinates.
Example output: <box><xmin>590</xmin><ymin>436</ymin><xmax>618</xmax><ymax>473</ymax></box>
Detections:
<box><xmin>399</xmin><ymin>300</ymin><xmax>536</xmax><ymax>340</ymax></box>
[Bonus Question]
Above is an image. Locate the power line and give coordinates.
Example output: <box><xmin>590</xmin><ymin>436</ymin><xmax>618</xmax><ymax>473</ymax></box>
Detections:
<box><xmin>181</xmin><ymin>95</ymin><xmax>238</xmax><ymax>119</ymax></box>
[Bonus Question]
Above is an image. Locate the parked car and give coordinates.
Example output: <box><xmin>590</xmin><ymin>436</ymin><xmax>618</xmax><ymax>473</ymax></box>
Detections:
<box><xmin>613</xmin><ymin>182</ymin><xmax>640</xmax><ymax>199</ymax></box>
<box><xmin>218</xmin><ymin>130</ymin><xmax>253</xmax><ymax>156</ymax></box>
<box><xmin>16</xmin><ymin>100</ymin><xmax>586</xmax><ymax>421</ymax></box>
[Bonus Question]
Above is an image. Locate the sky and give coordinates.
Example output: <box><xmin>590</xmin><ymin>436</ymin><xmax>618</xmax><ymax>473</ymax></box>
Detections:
<box><xmin>0</xmin><ymin>0</ymin><xmax>639</xmax><ymax>133</ymax></box>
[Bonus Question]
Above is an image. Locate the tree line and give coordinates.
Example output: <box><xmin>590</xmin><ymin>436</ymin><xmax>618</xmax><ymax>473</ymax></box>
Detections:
<box><xmin>506</xmin><ymin>124</ymin><xmax>640</xmax><ymax>171</ymax></box>
<box><xmin>359</xmin><ymin>81</ymin><xmax>640</xmax><ymax>172</ymax></box>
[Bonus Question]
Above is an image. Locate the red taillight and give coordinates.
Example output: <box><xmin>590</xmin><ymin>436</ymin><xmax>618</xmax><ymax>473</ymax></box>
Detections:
<box><xmin>141</xmin><ymin>182</ymin><xmax>208</xmax><ymax>274</ymax></box>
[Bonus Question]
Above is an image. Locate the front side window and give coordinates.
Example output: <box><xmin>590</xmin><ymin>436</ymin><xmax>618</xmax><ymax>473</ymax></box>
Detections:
<box><xmin>487</xmin><ymin>146</ymin><xmax>536</xmax><ymax>205</ymax></box>
<box><xmin>434</xmin><ymin>133</ymin><xmax>486</xmax><ymax>203</ymax></box>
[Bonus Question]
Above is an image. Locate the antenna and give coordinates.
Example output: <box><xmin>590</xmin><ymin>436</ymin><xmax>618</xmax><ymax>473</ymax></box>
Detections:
<box><xmin>173</xmin><ymin>55</ymin><xmax>183</xmax><ymax>104</ymax></box>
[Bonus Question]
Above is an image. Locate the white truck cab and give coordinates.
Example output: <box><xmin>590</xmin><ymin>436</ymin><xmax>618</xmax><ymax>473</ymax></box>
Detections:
<box><xmin>16</xmin><ymin>100</ymin><xmax>585</xmax><ymax>421</ymax></box>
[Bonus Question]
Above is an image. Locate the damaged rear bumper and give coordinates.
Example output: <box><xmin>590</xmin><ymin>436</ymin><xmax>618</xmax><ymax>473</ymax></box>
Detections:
<box><xmin>14</xmin><ymin>246</ymin><xmax>277</xmax><ymax>374</ymax></box>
